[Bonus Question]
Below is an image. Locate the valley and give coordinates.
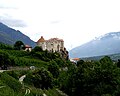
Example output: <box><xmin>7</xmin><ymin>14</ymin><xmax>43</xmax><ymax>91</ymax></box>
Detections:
<box><xmin>1</xmin><ymin>22</ymin><xmax>120</xmax><ymax>96</ymax></box>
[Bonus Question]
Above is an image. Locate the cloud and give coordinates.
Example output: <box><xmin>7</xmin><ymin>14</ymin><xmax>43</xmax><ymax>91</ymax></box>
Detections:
<box><xmin>0</xmin><ymin>6</ymin><xmax>17</xmax><ymax>9</ymax></box>
<box><xmin>0</xmin><ymin>3</ymin><xmax>17</xmax><ymax>9</ymax></box>
<box><xmin>0</xmin><ymin>15</ymin><xmax>27</xmax><ymax>27</ymax></box>
<box><xmin>50</xmin><ymin>20</ymin><xmax>61</xmax><ymax>24</ymax></box>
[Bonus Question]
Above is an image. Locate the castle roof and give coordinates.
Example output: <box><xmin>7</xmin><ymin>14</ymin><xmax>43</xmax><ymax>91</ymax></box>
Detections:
<box><xmin>37</xmin><ymin>36</ymin><xmax>45</xmax><ymax>43</ymax></box>
<box><xmin>46</xmin><ymin>38</ymin><xmax>64</xmax><ymax>42</ymax></box>
<box><xmin>37</xmin><ymin>36</ymin><xmax>64</xmax><ymax>44</ymax></box>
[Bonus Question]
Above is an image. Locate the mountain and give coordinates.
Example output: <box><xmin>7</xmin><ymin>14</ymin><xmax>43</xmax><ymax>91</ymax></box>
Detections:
<box><xmin>81</xmin><ymin>53</ymin><xmax>120</xmax><ymax>61</ymax></box>
<box><xmin>0</xmin><ymin>22</ymin><xmax>36</xmax><ymax>47</ymax></box>
<box><xmin>69</xmin><ymin>32</ymin><xmax>120</xmax><ymax>58</ymax></box>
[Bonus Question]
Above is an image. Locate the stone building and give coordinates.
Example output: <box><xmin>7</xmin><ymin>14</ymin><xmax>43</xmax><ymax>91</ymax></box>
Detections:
<box><xmin>37</xmin><ymin>36</ymin><xmax>64</xmax><ymax>52</ymax></box>
<box><xmin>23</xmin><ymin>45</ymin><xmax>32</xmax><ymax>52</ymax></box>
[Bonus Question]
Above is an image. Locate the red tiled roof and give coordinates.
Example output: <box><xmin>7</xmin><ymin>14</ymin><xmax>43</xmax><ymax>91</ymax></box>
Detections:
<box><xmin>73</xmin><ymin>58</ymin><xmax>80</xmax><ymax>61</ymax></box>
<box><xmin>37</xmin><ymin>36</ymin><xmax>45</xmax><ymax>43</ymax></box>
<box><xmin>24</xmin><ymin>45</ymin><xmax>32</xmax><ymax>48</ymax></box>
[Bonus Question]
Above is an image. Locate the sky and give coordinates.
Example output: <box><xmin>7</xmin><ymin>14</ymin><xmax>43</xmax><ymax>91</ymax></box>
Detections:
<box><xmin>1</xmin><ymin>0</ymin><xmax>120</xmax><ymax>50</ymax></box>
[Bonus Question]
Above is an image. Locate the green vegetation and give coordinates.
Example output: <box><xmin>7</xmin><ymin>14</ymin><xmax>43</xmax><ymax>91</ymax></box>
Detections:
<box><xmin>0</xmin><ymin>50</ymin><xmax>12</xmax><ymax>67</ymax></box>
<box><xmin>0</xmin><ymin>73</ymin><xmax>23</xmax><ymax>96</ymax></box>
<box><xmin>14</xmin><ymin>41</ymin><xmax>24</xmax><ymax>50</ymax></box>
<box><xmin>0</xmin><ymin>42</ymin><xmax>120</xmax><ymax>96</ymax></box>
<box><xmin>24</xmin><ymin>67</ymin><xmax>53</xmax><ymax>89</ymax></box>
<box><xmin>0</xmin><ymin>43</ymin><xmax>68</xmax><ymax>95</ymax></box>
<box><xmin>59</xmin><ymin>56</ymin><xmax>120</xmax><ymax>96</ymax></box>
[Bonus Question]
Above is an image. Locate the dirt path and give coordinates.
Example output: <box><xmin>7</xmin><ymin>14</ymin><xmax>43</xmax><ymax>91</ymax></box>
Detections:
<box><xmin>0</xmin><ymin>70</ymin><xmax>9</xmax><ymax>73</ymax></box>
<box><xmin>19</xmin><ymin>75</ymin><xmax>31</xmax><ymax>95</ymax></box>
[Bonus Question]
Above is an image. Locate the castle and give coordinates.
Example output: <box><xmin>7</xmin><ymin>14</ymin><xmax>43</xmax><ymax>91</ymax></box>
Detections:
<box><xmin>37</xmin><ymin>36</ymin><xmax>69</xmax><ymax>60</ymax></box>
<box><xmin>37</xmin><ymin>36</ymin><xmax>64</xmax><ymax>52</ymax></box>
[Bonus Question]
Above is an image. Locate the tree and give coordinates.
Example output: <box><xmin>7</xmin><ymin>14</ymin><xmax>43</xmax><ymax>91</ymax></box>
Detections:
<box><xmin>54</xmin><ymin>58</ymin><xmax>65</xmax><ymax>67</ymax></box>
<box><xmin>48</xmin><ymin>60</ymin><xmax>60</xmax><ymax>78</ymax></box>
<box><xmin>14</xmin><ymin>41</ymin><xmax>24</xmax><ymax>50</ymax></box>
<box><xmin>33</xmin><ymin>46</ymin><xmax>43</xmax><ymax>52</ymax></box>
<box><xmin>117</xmin><ymin>59</ymin><xmax>120</xmax><ymax>68</ymax></box>
<box><xmin>0</xmin><ymin>51</ymin><xmax>11</xmax><ymax>69</ymax></box>
<box><xmin>24</xmin><ymin>68</ymin><xmax>53</xmax><ymax>89</ymax></box>
<box><xmin>59</xmin><ymin>56</ymin><xmax>120</xmax><ymax>96</ymax></box>
<box><xmin>77</xmin><ymin>59</ymin><xmax>84</xmax><ymax>67</ymax></box>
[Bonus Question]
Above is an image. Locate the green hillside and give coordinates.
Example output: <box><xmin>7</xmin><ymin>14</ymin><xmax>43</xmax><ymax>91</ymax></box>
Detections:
<box><xmin>1</xmin><ymin>43</ymin><xmax>120</xmax><ymax>96</ymax></box>
<box><xmin>0</xmin><ymin>43</ymin><xmax>69</xmax><ymax>96</ymax></box>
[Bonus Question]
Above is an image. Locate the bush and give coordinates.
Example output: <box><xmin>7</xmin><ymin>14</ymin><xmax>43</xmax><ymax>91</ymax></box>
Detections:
<box><xmin>4</xmin><ymin>70</ymin><xmax>19</xmax><ymax>79</ymax></box>
<box><xmin>4</xmin><ymin>70</ymin><xmax>29</xmax><ymax>80</ymax></box>
<box><xmin>59</xmin><ymin>56</ymin><xmax>120</xmax><ymax>96</ymax></box>
<box><xmin>32</xmin><ymin>46</ymin><xmax>43</xmax><ymax>52</ymax></box>
<box><xmin>24</xmin><ymin>68</ymin><xmax>53</xmax><ymax>89</ymax></box>
<box><xmin>54</xmin><ymin>58</ymin><xmax>66</xmax><ymax>67</ymax></box>
<box><xmin>0</xmin><ymin>50</ymin><xmax>12</xmax><ymax>67</ymax></box>
<box><xmin>48</xmin><ymin>60</ymin><xmax>60</xmax><ymax>78</ymax></box>
<box><xmin>0</xmin><ymin>73</ymin><xmax>22</xmax><ymax>92</ymax></box>
<box><xmin>0</xmin><ymin>43</ymin><xmax>13</xmax><ymax>50</ymax></box>
<box><xmin>14</xmin><ymin>41</ymin><xmax>24</xmax><ymax>50</ymax></box>
<box><xmin>27</xmin><ymin>87</ymin><xmax>44</xmax><ymax>96</ymax></box>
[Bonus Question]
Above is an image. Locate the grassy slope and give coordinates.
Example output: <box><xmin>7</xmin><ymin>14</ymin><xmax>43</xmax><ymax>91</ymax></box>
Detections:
<box><xmin>0</xmin><ymin>71</ymin><xmax>67</xmax><ymax>96</ymax></box>
<box><xmin>0</xmin><ymin>43</ymin><xmax>67</xmax><ymax>96</ymax></box>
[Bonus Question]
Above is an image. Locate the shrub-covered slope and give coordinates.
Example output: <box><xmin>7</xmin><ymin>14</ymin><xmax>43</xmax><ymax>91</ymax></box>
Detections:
<box><xmin>1</xmin><ymin>43</ymin><xmax>120</xmax><ymax>96</ymax></box>
<box><xmin>0</xmin><ymin>43</ymin><xmax>69</xmax><ymax>96</ymax></box>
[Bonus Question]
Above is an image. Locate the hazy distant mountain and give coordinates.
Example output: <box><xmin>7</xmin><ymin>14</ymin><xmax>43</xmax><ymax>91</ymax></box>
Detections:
<box><xmin>0</xmin><ymin>22</ymin><xmax>36</xmax><ymax>47</ymax></box>
<box><xmin>69</xmin><ymin>32</ymin><xmax>120</xmax><ymax>58</ymax></box>
<box><xmin>81</xmin><ymin>53</ymin><xmax>120</xmax><ymax>61</ymax></box>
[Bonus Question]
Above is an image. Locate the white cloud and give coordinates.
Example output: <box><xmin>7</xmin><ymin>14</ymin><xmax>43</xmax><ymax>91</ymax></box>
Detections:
<box><xmin>1</xmin><ymin>0</ymin><xmax>120</xmax><ymax>50</ymax></box>
<box><xmin>0</xmin><ymin>14</ymin><xmax>27</xmax><ymax>27</ymax></box>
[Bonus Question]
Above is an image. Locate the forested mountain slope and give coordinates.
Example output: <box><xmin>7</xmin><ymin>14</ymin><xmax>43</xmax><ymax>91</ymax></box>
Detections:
<box><xmin>0</xmin><ymin>22</ymin><xmax>36</xmax><ymax>47</ymax></box>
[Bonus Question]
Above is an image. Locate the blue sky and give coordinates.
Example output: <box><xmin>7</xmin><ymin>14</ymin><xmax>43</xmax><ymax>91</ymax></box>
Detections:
<box><xmin>1</xmin><ymin>0</ymin><xmax>120</xmax><ymax>50</ymax></box>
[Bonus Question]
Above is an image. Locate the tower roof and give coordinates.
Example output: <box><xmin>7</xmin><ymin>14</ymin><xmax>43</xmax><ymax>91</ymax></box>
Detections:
<box><xmin>37</xmin><ymin>36</ymin><xmax>45</xmax><ymax>43</ymax></box>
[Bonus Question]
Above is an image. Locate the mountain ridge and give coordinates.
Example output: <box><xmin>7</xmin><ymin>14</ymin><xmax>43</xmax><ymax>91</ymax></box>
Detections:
<box><xmin>0</xmin><ymin>22</ymin><xmax>36</xmax><ymax>47</ymax></box>
<box><xmin>69</xmin><ymin>32</ymin><xmax>120</xmax><ymax>58</ymax></box>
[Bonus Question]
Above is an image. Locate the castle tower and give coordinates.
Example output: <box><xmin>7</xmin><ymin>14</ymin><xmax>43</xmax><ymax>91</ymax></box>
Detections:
<box><xmin>37</xmin><ymin>36</ymin><xmax>46</xmax><ymax>50</ymax></box>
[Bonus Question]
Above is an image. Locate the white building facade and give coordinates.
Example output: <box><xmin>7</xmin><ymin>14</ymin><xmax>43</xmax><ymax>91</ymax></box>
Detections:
<box><xmin>37</xmin><ymin>36</ymin><xmax>64</xmax><ymax>52</ymax></box>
